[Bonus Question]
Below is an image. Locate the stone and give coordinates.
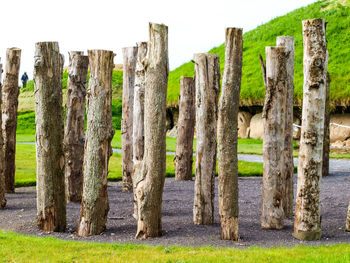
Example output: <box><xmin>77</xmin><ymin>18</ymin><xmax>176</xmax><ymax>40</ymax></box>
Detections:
<box><xmin>238</xmin><ymin>111</ymin><xmax>252</xmax><ymax>139</ymax></box>
<box><xmin>249</xmin><ymin>113</ymin><xmax>264</xmax><ymax>139</ymax></box>
<box><xmin>330</xmin><ymin>114</ymin><xmax>350</xmax><ymax>142</ymax></box>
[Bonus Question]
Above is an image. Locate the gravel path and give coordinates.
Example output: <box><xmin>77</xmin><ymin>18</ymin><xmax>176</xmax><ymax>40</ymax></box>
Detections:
<box><xmin>1</xmin><ymin>174</ymin><xmax>349</xmax><ymax>247</ymax></box>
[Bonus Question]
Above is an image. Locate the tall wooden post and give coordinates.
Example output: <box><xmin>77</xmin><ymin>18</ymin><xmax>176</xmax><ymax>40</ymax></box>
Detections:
<box><xmin>67</xmin><ymin>51</ymin><xmax>84</xmax><ymax>71</ymax></box>
<box><xmin>276</xmin><ymin>36</ymin><xmax>295</xmax><ymax>217</ymax></box>
<box><xmin>346</xmin><ymin>201</ymin><xmax>350</xmax><ymax>231</ymax></box>
<box><xmin>2</xmin><ymin>48</ymin><xmax>21</xmax><ymax>193</ymax></box>
<box><xmin>218</xmin><ymin>28</ymin><xmax>243</xmax><ymax>240</ymax></box>
<box><xmin>322</xmin><ymin>72</ymin><xmax>330</xmax><ymax>177</ymax></box>
<box><xmin>293</xmin><ymin>19</ymin><xmax>328</xmax><ymax>241</ymax></box>
<box><xmin>122</xmin><ymin>47</ymin><xmax>137</xmax><ymax>191</ymax></box>
<box><xmin>0</xmin><ymin>60</ymin><xmax>6</xmax><ymax>209</ymax></box>
<box><xmin>175</xmin><ymin>76</ymin><xmax>195</xmax><ymax>181</ymax></box>
<box><xmin>135</xmin><ymin>23</ymin><xmax>168</xmax><ymax>238</ymax></box>
<box><xmin>132</xmin><ymin>42</ymin><xmax>147</xmax><ymax>219</ymax></box>
<box><xmin>34</xmin><ymin>42</ymin><xmax>66</xmax><ymax>232</ymax></box>
<box><xmin>78</xmin><ymin>50</ymin><xmax>115</xmax><ymax>236</ymax></box>
<box><xmin>64</xmin><ymin>52</ymin><xmax>89</xmax><ymax>202</ymax></box>
<box><xmin>261</xmin><ymin>46</ymin><xmax>288</xmax><ymax>229</ymax></box>
<box><xmin>193</xmin><ymin>53</ymin><xmax>220</xmax><ymax>225</ymax></box>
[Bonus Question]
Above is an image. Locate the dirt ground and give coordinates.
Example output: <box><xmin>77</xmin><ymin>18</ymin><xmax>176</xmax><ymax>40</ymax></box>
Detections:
<box><xmin>0</xmin><ymin>174</ymin><xmax>349</xmax><ymax>248</ymax></box>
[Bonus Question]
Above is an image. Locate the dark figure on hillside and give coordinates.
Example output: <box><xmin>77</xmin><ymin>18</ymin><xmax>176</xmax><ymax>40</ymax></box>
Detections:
<box><xmin>21</xmin><ymin>72</ymin><xmax>28</xmax><ymax>88</ymax></box>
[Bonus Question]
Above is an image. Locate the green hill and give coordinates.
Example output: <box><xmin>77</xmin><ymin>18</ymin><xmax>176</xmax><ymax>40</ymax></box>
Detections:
<box><xmin>167</xmin><ymin>0</ymin><xmax>350</xmax><ymax>107</ymax></box>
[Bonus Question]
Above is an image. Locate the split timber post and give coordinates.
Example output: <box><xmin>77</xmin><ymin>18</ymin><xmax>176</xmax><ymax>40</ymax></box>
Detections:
<box><xmin>261</xmin><ymin>46</ymin><xmax>288</xmax><ymax>229</ymax></box>
<box><xmin>276</xmin><ymin>36</ymin><xmax>295</xmax><ymax>217</ymax></box>
<box><xmin>218</xmin><ymin>27</ymin><xmax>243</xmax><ymax>240</ymax></box>
<box><xmin>122</xmin><ymin>47</ymin><xmax>137</xmax><ymax>191</ymax></box>
<box><xmin>193</xmin><ymin>53</ymin><xmax>220</xmax><ymax>225</ymax></box>
<box><xmin>322</xmin><ymin>72</ymin><xmax>330</xmax><ymax>177</ymax></box>
<box><xmin>64</xmin><ymin>52</ymin><xmax>89</xmax><ymax>202</ymax></box>
<box><xmin>67</xmin><ymin>51</ymin><xmax>84</xmax><ymax>72</ymax></box>
<box><xmin>132</xmin><ymin>42</ymin><xmax>147</xmax><ymax>219</ymax></box>
<box><xmin>135</xmin><ymin>23</ymin><xmax>168</xmax><ymax>238</ymax></box>
<box><xmin>34</xmin><ymin>42</ymin><xmax>66</xmax><ymax>232</ymax></box>
<box><xmin>175</xmin><ymin>76</ymin><xmax>195</xmax><ymax>181</ymax></box>
<box><xmin>0</xmin><ymin>60</ymin><xmax>6</xmax><ymax>209</ymax></box>
<box><xmin>78</xmin><ymin>50</ymin><xmax>115</xmax><ymax>236</ymax></box>
<box><xmin>2</xmin><ymin>48</ymin><xmax>21</xmax><ymax>193</ymax></box>
<box><xmin>293</xmin><ymin>18</ymin><xmax>328</xmax><ymax>241</ymax></box>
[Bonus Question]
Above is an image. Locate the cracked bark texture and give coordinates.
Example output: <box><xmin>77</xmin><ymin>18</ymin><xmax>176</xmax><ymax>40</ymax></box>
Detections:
<box><xmin>294</xmin><ymin>19</ymin><xmax>328</xmax><ymax>241</ymax></box>
<box><xmin>276</xmin><ymin>36</ymin><xmax>295</xmax><ymax>217</ymax></box>
<box><xmin>34</xmin><ymin>42</ymin><xmax>66</xmax><ymax>232</ymax></box>
<box><xmin>64</xmin><ymin>52</ymin><xmax>89</xmax><ymax>202</ymax></box>
<box><xmin>132</xmin><ymin>42</ymin><xmax>147</xmax><ymax>219</ymax></box>
<box><xmin>322</xmin><ymin>72</ymin><xmax>330</xmax><ymax>177</ymax></box>
<box><xmin>135</xmin><ymin>23</ymin><xmax>168</xmax><ymax>238</ymax></box>
<box><xmin>261</xmin><ymin>46</ymin><xmax>288</xmax><ymax>230</ymax></box>
<box><xmin>2</xmin><ymin>48</ymin><xmax>21</xmax><ymax>193</ymax></box>
<box><xmin>78</xmin><ymin>50</ymin><xmax>115</xmax><ymax>237</ymax></box>
<box><xmin>0</xmin><ymin>60</ymin><xmax>6</xmax><ymax>209</ymax></box>
<box><xmin>175</xmin><ymin>76</ymin><xmax>195</xmax><ymax>181</ymax></box>
<box><xmin>122</xmin><ymin>47</ymin><xmax>137</xmax><ymax>191</ymax></box>
<box><xmin>193</xmin><ymin>53</ymin><xmax>220</xmax><ymax>225</ymax></box>
<box><xmin>218</xmin><ymin>28</ymin><xmax>242</xmax><ymax>240</ymax></box>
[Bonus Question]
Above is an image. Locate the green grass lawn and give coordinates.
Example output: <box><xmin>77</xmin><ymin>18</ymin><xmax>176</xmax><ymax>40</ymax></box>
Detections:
<box><xmin>0</xmin><ymin>231</ymin><xmax>349</xmax><ymax>263</ymax></box>
<box><xmin>14</xmin><ymin>144</ymin><xmax>264</xmax><ymax>187</ymax></box>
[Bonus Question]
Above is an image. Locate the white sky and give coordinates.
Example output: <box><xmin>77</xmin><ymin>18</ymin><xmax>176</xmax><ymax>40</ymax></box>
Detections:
<box><xmin>0</xmin><ymin>0</ymin><xmax>316</xmax><ymax>79</ymax></box>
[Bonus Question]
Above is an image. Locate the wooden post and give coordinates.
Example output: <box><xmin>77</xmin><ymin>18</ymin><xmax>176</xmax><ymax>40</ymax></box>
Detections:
<box><xmin>2</xmin><ymin>48</ymin><xmax>21</xmax><ymax>193</ymax></box>
<box><xmin>132</xmin><ymin>42</ymin><xmax>147</xmax><ymax>219</ymax></box>
<box><xmin>175</xmin><ymin>76</ymin><xmax>195</xmax><ymax>181</ymax></box>
<box><xmin>122</xmin><ymin>47</ymin><xmax>137</xmax><ymax>191</ymax></box>
<box><xmin>218</xmin><ymin>28</ymin><xmax>243</xmax><ymax>240</ymax></box>
<box><xmin>193</xmin><ymin>53</ymin><xmax>220</xmax><ymax>225</ymax></box>
<box><xmin>135</xmin><ymin>23</ymin><xmax>168</xmax><ymax>238</ymax></box>
<box><xmin>34</xmin><ymin>42</ymin><xmax>66</xmax><ymax>232</ymax></box>
<box><xmin>64</xmin><ymin>52</ymin><xmax>89</xmax><ymax>202</ymax></box>
<box><xmin>78</xmin><ymin>50</ymin><xmax>115</xmax><ymax>236</ymax></box>
<box><xmin>293</xmin><ymin>19</ymin><xmax>328</xmax><ymax>241</ymax></box>
<box><xmin>346</xmin><ymin>201</ymin><xmax>350</xmax><ymax>231</ymax></box>
<box><xmin>261</xmin><ymin>46</ymin><xmax>288</xmax><ymax>229</ymax></box>
<box><xmin>67</xmin><ymin>51</ymin><xmax>84</xmax><ymax>71</ymax></box>
<box><xmin>276</xmin><ymin>36</ymin><xmax>295</xmax><ymax>217</ymax></box>
<box><xmin>322</xmin><ymin>72</ymin><xmax>330</xmax><ymax>177</ymax></box>
<box><xmin>0</xmin><ymin>60</ymin><xmax>6</xmax><ymax>209</ymax></box>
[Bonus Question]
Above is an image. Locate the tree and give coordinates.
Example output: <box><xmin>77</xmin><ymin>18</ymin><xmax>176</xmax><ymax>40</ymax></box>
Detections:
<box><xmin>2</xmin><ymin>48</ymin><xmax>21</xmax><ymax>193</ymax></box>
<box><xmin>293</xmin><ymin>18</ymin><xmax>328</xmax><ymax>241</ymax></box>
<box><xmin>175</xmin><ymin>76</ymin><xmax>195</xmax><ymax>181</ymax></box>
<box><xmin>193</xmin><ymin>53</ymin><xmax>220</xmax><ymax>225</ymax></box>
<box><xmin>64</xmin><ymin>52</ymin><xmax>89</xmax><ymax>202</ymax></box>
<box><xmin>135</xmin><ymin>23</ymin><xmax>168</xmax><ymax>238</ymax></box>
<box><xmin>122</xmin><ymin>47</ymin><xmax>137</xmax><ymax>191</ymax></box>
<box><xmin>34</xmin><ymin>42</ymin><xmax>66</xmax><ymax>232</ymax></box>
<box><xmin>78</xmin><ymin>50</ymin><xmax>115</xmax><ymax>236</ymax></box>
<box><xmin>218</xmin><ymin>28</ymin><xmax>243</xmax><ymax>240</ymax></box>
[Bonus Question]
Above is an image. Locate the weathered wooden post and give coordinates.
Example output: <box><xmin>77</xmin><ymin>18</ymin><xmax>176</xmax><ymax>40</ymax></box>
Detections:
<box><xmin>322</xmin><ymin>72</ymin><xmax>330</xmax><ymax>177</ymax></box>
<box><xmin>132</xmin><ymin>42</ymin><xmax>147</xmax><ymax>219</ymax></box>
<box><xmin>2</xmin><ymin>48</ymin><xmax>21</xmax><ymax>193</ymax></box>
<box><xmin>293</xmin><ymin>18</ymin><xmax>328</xmax><ymax>241</ymax></box>
<box><xmin>261</xmin><ymin>46</ymin><xmax>288</xmax><ymax>229</ymax></box>
<box><xmin>0</xmin><ymin>59</ymin><xmax>6</xmax><ymax>209</ymax></box>
<box><xmin>218</xmin><ymin>28</ymin><xmax>243</xmax><ymax>240</ymax></box>
<box><xmin>64</xmin><ymin>52</ymin><xmax>89</xmax><ymax>202</ymax></box>
<box><xmin>34</xmin><ymin>42</ymin><xmax>66</xmax><ymax>232</ymax></box>
<box><xmin>135</xmin><ymin>23</ymin><xmax>168</xmax><ymax>238</ymax></box>
<box><xmin>122</xmin><ymin>47</ymin><xmax>137</xmax><ymax>191</ymax></box>
<box><xmin>346</xmin><ymin>201</ymin><xmax>350</xmax><ymax>231</ymax></box>
<box><xmin>193</xmin><ymin>53</ymin><xmax>220</xmax><ymax>225</ymax></box>
<box><xmin>78</xmin><ymin>49</ymin><xmax>115</xmax><ymax>236</ymax></box>
<box><xmin>276</xmin><ymin>36</ymin><xmax>295</xmax><ymax>217</ymax></box>
<box><xmin>67</xmin><ymin>51</ymin><xmax>84</xmax><ymax>71</ymax></box>
<box><xmin>175</xmin><ymin>76</ymin><xmax>195</xmax><ymax>181</ymax></box>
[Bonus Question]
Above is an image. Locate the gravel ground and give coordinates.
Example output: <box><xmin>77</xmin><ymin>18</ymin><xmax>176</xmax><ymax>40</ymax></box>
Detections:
<box><xmin>1</xmin><ymin>173</ymin><xmax>349</xmax><ymax>248</ymax></box>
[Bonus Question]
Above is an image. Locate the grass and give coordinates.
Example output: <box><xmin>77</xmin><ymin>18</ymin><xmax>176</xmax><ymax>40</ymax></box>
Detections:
<box><xmin>0</xmin><ymin>231</ymin><xmax>349</xmax><ymax>263</ymax></box>
<box><xmin>167</xmin><ymin>0</ymin><xmax>350</xmax><ymax>107</ymax></box>
<box><xmin>14</xmin><ymin>144</ymin><xmax>265</xmax><ymax>187</ymax></box>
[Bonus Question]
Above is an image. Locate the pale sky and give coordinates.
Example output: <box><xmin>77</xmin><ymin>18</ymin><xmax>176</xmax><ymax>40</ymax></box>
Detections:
<box><xmin>0</xmin><ymin>0</ymin><xmax>316</xmax><ymax>79</ymax></box>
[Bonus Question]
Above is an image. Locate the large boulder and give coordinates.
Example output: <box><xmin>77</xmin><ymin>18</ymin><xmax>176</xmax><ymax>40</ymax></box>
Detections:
<box><xmin>238</xmin><ymin>111</ymin><xmax>252</xmax><ymax>139</ymax></box>
<box><xmin>330</xmin><ymin>114</ymin><xmax>350</xmax><ymax>142</ymax></box>
<box><xmin>293</xmin><ymin>116</ymin><xmax>301</xmax><ymax>140</ymax></box>
<box><xmin>249</xmin><ymin>113</ymin><xmax>264</xmax><ymax>139</ymax></box>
